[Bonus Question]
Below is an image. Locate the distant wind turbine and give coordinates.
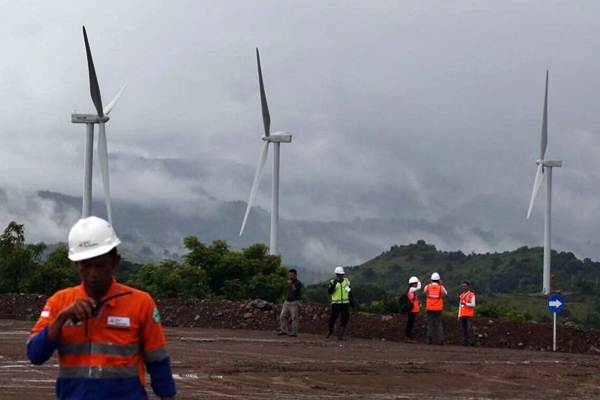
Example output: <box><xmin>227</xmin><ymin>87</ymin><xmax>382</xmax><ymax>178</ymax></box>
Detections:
<box><xmin>526</xmin><ymin>70</ymin><xmax>562</xmax><ymax>295</ymax></box>
<box><xmin>71</xmin><ymin>26</ymin><xmax>126</xmax><ymax>223</ymax></box>
<box><xmin>239</xmin><ymin>48</ymin><xmax>293</xmax><ymax>255</ymax></box>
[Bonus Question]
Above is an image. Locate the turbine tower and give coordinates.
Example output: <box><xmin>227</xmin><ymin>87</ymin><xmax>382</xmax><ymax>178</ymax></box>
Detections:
<box><xmin>239</xmin><ymin>48</ymin><xmax>292</xmax><ymax>255</ymax></box>
<box><xmin>526</xmin><ymin>70</ymin><xmax>562</xmax><ymax>295</ymax></box>
<box><xmin>71</xmin><ymin>26</ymin><xmax>125</xmax><ymax>224</ymax></box>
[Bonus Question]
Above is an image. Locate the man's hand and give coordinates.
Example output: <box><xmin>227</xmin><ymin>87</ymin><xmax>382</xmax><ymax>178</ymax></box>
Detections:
<box><xmin>60</xmin><ymin>298</ymin><xmax>96</xmax><ymax>323</ymax></box>
<box><xmin>47</xmin><ymin>298</ymin><xmax>96</xmax><ymax>341</ymax></box>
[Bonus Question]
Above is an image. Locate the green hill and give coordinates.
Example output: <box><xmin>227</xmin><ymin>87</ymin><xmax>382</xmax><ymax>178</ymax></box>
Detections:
<box><xmin>306</xmin><ymin>240</ymin><xmax>600</xmax><ymax>328</ymax></box>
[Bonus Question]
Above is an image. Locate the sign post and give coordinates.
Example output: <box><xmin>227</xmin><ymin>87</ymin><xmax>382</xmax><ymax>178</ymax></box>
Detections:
<box><xmin>547</xmin><ymin>294</ymin><xmax>565</xmax><ymax>352</ymax></box>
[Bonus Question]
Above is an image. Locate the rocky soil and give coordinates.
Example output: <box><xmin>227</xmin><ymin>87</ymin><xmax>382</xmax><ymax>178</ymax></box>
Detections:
<box><xmin>2</xmin><ymin>293</ymin><xmax>599</xmax><ymax>354</ymax></box>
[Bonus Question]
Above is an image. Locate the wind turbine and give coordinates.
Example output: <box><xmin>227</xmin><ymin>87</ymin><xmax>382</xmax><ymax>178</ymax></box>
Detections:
<box><xmin>71</xmin><ymin>26</ymin><xmax>125</xmax><ymax>224</ymax></box>
<box><xmin>239</xmin><ymin>48</ymin><xmax>292</xmax><ymax>255</ymax></box>
<box><xmin>526</xmin><ymin>70</ymin><xmax>562</xmax><ymax>295</ymax></box>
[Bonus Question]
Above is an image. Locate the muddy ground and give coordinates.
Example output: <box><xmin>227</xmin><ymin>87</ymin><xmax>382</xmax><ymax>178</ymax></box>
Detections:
<box><xmin>1</xmin><ymin>319</ymin><xmax>600</xmax><ymax>399</ymax></box>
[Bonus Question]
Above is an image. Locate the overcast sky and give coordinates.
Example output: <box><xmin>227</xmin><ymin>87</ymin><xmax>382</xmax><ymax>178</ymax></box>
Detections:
<box><xmin>1</xmin><ymin>1</ymin><xmax>600</xmax><ymax>258</ymax></box>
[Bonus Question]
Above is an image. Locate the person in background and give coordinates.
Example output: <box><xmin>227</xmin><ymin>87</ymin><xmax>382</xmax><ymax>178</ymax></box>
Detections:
<box><xmin>423</xmin><ymin>272</ymin><xmax>447</xmax><ymax>345</ymax></box>
<box><xmin>405</xmin><ymin>276</ymin><xmax>422</xmax><ymax>338</ymax></box>
<box><xmin>326</xmin><ymin>266</ymin><xmax>355</xmax><ymax>340</ymax></box>
<box><xmin>279</xmin><ymin>268</ymin><xmax>303</xmax><ymax>337</ymax></box>
<box><xmin>458</xmin><ymin>281</ymin><xmax>476</xmax><ymax>346</ymax></box>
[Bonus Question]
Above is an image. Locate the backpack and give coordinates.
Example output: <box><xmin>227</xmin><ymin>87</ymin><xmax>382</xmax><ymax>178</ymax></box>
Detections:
<box><xmin>398</xmin><ymin>293</ymin><xmax>412</xmax><ymax>314</ymax></box>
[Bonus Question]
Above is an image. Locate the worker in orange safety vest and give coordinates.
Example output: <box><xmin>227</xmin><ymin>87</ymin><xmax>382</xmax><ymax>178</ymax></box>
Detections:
<box><xmin>405</xmin><ymin>276</ymin><xmax>421</xmax><ymax>338</ymax></box>
<box><xmin>423</xmin><ymin>272</ymin><xmax>447</xmax><ymax>344</ymax></box>
<box><xmin>458</xmin><ymin>281</ymin><xmax>476</xmax><ymax>346</ymax></box>
<box><xmin>27</xmin><ymin>216</ymin><xmax>176</xmax><ymax>399</ymax></box>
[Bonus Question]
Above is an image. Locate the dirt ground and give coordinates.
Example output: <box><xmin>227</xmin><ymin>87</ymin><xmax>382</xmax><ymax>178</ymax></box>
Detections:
<box><xmin>1</xmin><ymin>320</ymin><xmax>599</xmax><ymax>399</ymax></box>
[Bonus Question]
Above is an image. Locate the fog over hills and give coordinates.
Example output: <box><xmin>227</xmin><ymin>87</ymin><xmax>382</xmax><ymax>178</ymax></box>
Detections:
<box><xmin>1</xmin><ymin>152</ymin><xmax>600</xmax><ymax>277</ymax></box>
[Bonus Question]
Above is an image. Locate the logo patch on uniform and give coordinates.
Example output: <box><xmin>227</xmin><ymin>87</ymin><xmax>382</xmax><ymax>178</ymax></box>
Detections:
<box><xmin>40</xmin><ymin>310</ymin><xmax>50</xmax><ymax>318</ymax></box>
<box><xmin>107</xmin><ymin>316</ymin><xmax>131</xmax><ymax>328</ymax></box>
<box><xmin>152</xmin><ymin>307</ymin><xmax>161</xmax><ymax>323</ymax></box>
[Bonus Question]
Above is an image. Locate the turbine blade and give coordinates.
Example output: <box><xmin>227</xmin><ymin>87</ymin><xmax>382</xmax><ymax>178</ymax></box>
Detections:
<box><xmin>104</xmin><ymin>84</ymin><xmax>127</xmax><ymax>115</ymax></box>
<box><xmin>540</xmin><ymin>70</ymin><xmax>548</xmax><ymax>160</ymax></box>
<box><xmin>256</xmin><ymin>48</ymin><xmax>271</xmax><ymax>136</ymax></box>
<box><xmin>526</xmin><ymin>164</ymin><xmax>544</xmax><ymax>219</ymax></box>
<box><xmin>240</xmin><ymin>141</ymin><xmax>270</xmax><ymax>236</ymax></box>
<box><xmin>83</xmin><ymin>26</ymin><xmax>104</xmax><ymax>117</ymax></box>
<box><xmin>97</xmin><ymin>123</ymin><xmax>113</xmax><ymax>223</ymax></box>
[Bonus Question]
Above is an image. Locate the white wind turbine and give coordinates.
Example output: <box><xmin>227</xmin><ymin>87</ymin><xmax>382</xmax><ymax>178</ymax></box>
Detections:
<box><xmin>526</xmin><ymin>70</ymin><xmax>562</xmax><ymax>295</ymax></box>
<box><xmin>239</xmin><ymin>48</ymin><xmax>292</xmax><ymax>255</ymax></box>
<box><xmin>71</xmin><ymin>26</ymin><xmax>126</xmax><ymax>224</ymax></box>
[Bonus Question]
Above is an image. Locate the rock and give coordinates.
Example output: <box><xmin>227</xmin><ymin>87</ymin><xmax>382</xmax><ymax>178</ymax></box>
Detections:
<box><xmin>564</xmin><ymin>321</ymin><xmax>576</xmax><ymax>328</ymax></box>
<box><xmin>487</xmin><ymin>320</ymin><xmax>494</xmax><ymax>324</ymax></box>
<box><xmin>381</xmin><ymin>315</ymin><xmax>393</xmax><ymax>322</ymax></box>
<box><xmin>243</xmin><ymin>313</ymin><xmax>253</xmax><ymax>319</ymax></box>
<box><xmin>248</xmin><ymin>299</ymin><xmax>273</xmax><ymax>310</ymax></box>
<box><xmin>194</xmin><ymin>315</ymin><xmax>200</xmax><ymax>321</ymax></box>
<box><xmin>517</xmin><ymin>342</ymin><xmax>524</xmax><ymax>347</ymax></box>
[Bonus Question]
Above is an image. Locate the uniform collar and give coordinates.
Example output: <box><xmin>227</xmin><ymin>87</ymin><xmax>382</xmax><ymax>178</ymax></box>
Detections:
<box><xmin>102</xmin><ymin>278</ymin><xmax>122</xmax><ymax>308</ymax></box>
<box><xmin>77</xmin><ymin>278</ymin><xmax>120</xmax><ymax>307</ymax></box>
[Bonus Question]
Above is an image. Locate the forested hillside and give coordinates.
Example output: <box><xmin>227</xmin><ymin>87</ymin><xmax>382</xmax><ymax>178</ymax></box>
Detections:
<box><xmin>306</xmin><ymin>240</ymin><xmax>600</xmax><ymax>328</ymax></box>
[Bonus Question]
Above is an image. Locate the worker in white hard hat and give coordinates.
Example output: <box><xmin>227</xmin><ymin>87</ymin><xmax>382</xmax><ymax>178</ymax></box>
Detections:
<box><xmin>326</xmin><ymin>266</ymin><xmax>355</xmax><ymax>340</ymax></box>
<box><xmin>27</xmin><ymin>217</ymin><xmax>176</xmax><ymax>400</ymax></box>
<box><xmin>423</xmin><ymin>272</ymin><xmax>447</xmax><ymax>345</ymax></box>
<box><xmin>405</xmin><ymin>276</ymin><xmax>422</xmax><ymax>338</ymax></box>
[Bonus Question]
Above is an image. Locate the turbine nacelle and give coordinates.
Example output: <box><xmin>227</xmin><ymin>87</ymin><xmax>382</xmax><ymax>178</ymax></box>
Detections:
<box><xmin>263</xmin><ymin>132</ymin><xmax>292</xmax><ymax>143</ymax></box>
<box><xmin>542</xmin><ymin>160</ymin><xmax>563</xmax><ymax>168</ymax></box>
<box><xmin>535</xmin><ymin>159</ymin><xmax>562</xmax><ymax>168</ymax></box>
<box><xmin>71</xmin><ymin>113</ymin><xmax>110</xmax><ymax>124</ymax></box>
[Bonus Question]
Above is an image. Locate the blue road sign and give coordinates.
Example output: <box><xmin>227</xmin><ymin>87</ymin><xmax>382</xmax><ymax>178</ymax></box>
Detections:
<box><xmin>548</xmin><ymin>294</ymin><xmax>566</xmax><ymax>314</ymax></box>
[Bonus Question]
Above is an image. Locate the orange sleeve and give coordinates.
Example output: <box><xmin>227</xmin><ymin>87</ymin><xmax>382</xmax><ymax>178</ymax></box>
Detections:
<box><xmin>31</xmin><ymin>293</ymin><xmax>64</xmax><ymax>337</ymax></box>
<box><xmin>139</xmin><ymin>293</ymin><xmax>167</xmax><ymax>356</ymax></box>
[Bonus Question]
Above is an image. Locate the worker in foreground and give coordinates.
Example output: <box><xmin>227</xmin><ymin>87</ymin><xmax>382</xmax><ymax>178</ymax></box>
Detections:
<box><xmin>26</xmin><ymin>216</ymin><xmax>176</xmax><ymax>399</ymax></box>
<box><xmin>423</xmin><ymin>272</ymin><xmax>447</xmax><ymax>344</ymax></box>
<box><xmin>458</xmin><ymin>281</ymin><xmax>476</xmax><ymax>346</ymax></box>
<box><xmin>326</xmin><ymin>266</ymin><xmax>355</xmax><ymax>340</ymax></box>
<box><xmin>405</xmin><ymin>276</ymin><xmax>421</xmax><ymax>338</ymax></box>
<box><xmin>279</xmin><ymin>268</ymin><xmax>303</xmax><ymax>337</ymax></box>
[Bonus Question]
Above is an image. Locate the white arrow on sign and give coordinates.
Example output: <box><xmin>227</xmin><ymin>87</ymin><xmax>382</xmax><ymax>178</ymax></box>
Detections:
<box><xmin>549</xmin><ymin>299</ymin><xmax>563</xmax><ymax>308</ymax></box>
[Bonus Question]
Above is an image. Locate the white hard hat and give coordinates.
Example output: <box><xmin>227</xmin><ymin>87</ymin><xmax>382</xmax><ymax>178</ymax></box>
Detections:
<box><xmin>408</xmin><ymin>276</ymin><xmax>419</xmax><ymax>284</ymax></box>
<box><xmin>334</xmin><ymin>266</ymin><xmax>345</xmax><ymax>275</ymax></box>
<box><xmin>431</xmin><ymin>272</ymin><xmax>441</xmax><ymax>281</ymax></box>
<box><xmin>68</xmin><ymin>216</ymin><xmax>121</xmax><ymax>262</ymax></box>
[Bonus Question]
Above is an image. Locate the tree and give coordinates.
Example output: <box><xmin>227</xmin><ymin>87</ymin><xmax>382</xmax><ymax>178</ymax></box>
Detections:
<box><xmin>28</xmin><ymin>245</ymin><xmax>79</xmax><ymax>295</ymax></box>
<box><xmin>0</xmin><ymin>222</ymin><xmax>45</xmax><ymax>293</ymax></box>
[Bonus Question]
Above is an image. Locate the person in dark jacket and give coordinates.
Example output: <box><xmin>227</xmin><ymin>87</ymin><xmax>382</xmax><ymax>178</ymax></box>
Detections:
<box><xmin>326</xmin><ymin>266</ymin><xmax>355</xmax><ymax>340</ymax></box>
<box><xmin>279</xmin><ymin>269</ymin><xmax>303</xmax><ymax>336</ymax></box>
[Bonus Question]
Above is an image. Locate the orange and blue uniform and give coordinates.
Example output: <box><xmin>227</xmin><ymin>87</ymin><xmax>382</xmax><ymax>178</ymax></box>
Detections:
<box><xmin>27</xmin><ymin>279</ymin><xmax>176</xmax><ymax>399</ymax></box>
